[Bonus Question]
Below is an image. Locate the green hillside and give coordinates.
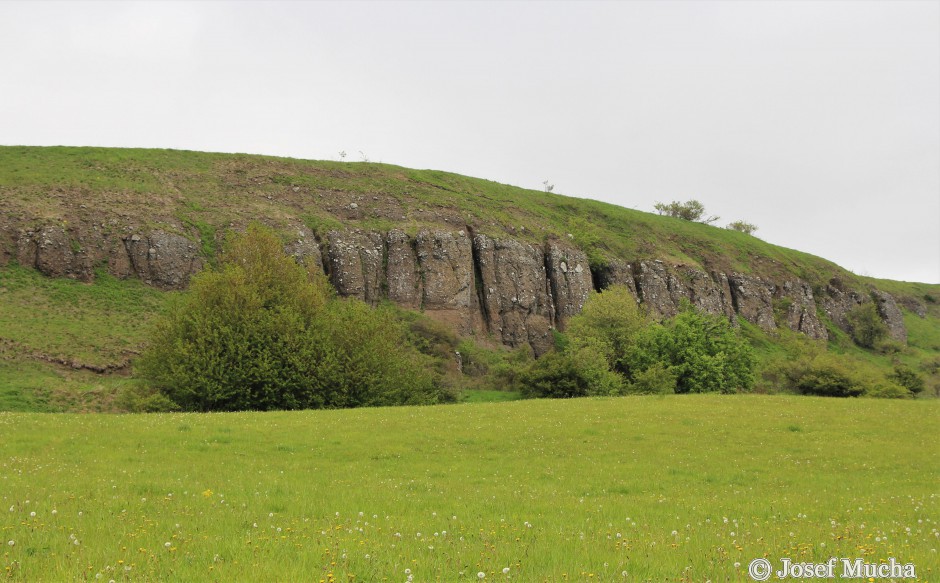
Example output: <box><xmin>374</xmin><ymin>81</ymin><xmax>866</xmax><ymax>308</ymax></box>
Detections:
<box><xmin>0</xmin><ymin>146</ymin><xmax>938</xmax><ymax>411</ymax></box>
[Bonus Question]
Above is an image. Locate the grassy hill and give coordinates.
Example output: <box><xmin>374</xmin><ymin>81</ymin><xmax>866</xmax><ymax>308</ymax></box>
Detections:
<box><xmin>0</xmin><ymin>146</ymin><xmax>938</xmax><ymax>411</ymax></box>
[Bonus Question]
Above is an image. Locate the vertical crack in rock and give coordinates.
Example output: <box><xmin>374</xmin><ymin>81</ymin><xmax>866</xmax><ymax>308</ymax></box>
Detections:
<box><xmin>415</xmin><ymin>230</ymin><xmax>480</xmax><ymax>335</ymax></box>
<box><xmin>473</xmin><ymin>234</ymin><xmax>553</xmax><ymax>355</ymax></box>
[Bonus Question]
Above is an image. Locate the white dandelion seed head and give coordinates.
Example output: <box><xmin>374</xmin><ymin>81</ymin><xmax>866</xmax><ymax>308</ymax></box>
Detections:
<box><xmin>478</xmin><ymin>572</ymin><xmax>486</xmax><ymax>579</ymax></box>
<box><xmin>165</xmin><ymin>542</ymin><xmax>172</xmax><ymax>548</ymax></box>
<box><xmin>7</xmin><ymin>540</ymin><xmax>14</xmax><ymax>546</ymax></box>
<box><xmin>502</xmin><ymin>567</ymin><xmax>510</xmax><ymax>574</ymax></box>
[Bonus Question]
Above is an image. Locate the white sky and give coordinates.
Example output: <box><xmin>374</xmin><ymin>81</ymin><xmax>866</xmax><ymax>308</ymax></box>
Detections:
<box><xmin>2</xmin><ymin>0</ymin><xmax>938</xmax><ymax>283</ymax></box>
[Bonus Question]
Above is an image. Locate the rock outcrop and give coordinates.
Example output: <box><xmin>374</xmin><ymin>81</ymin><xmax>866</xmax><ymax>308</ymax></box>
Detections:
<box><xmin>3</xmin><ymin>217</ymin><xmax>910</xmax><ymax>350</ymax></box>
<box><xmin>872</xmin><ymin>289</ymin><xmax>907</xmax><ymax>343</ymax></box>
<box><xmin>325</xmin><ymin>230</ymin><xmax>385</xmax><ymax>305</ymax></box>
<box><xmin>777</xmin><ymin>281</ymin><xmax>827</xmax><ymax>340</ymax></box>
<box><xmin>544</xmin><ymin>242</ymin><xmax>592</xmax><ymax>328</ymax></box>
<box><xmin>385</xmin><ymin>229</ymin><xmax>422</xmax><ymax>309</ymax></box>
<box><xmin>125</xmin><ymin>231</ymin><xmax>203</xmax><ymax>289</ymax></box>
<box><xmin>415</xmin><ymin>230</ymin><xmax>483</xmax><ymax>335</ymax></box>
<box><xmin>474</xmin><ymin>235</ymin><xmax>554</xmax><ymax>355</ymax></box>
<box><xmin>728</xmin><ymin>273</ymin><xmax>777</xmax><ymax>331</ymax></box>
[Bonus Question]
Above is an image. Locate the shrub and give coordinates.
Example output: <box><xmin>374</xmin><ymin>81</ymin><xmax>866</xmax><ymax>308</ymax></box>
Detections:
<box><xmin>726</xmin><ymin>220</ymin><xmax>757</xmax><ymax>235</ymax></box>
<box><xmin>627</xmin><ymin>302</ymin><xmax>755</xmax><ymax>394</ymax></box>
<box><xmin>845</xmin><ymin>302</ymin><xmax>888</xmax><ymax>349</ymax></box>
<box><xmin>864</xmin><ymin>380</ymin><xmax>912</xmax><ymax>399</ymax></box>
<box><xmin>625</xmin><ymin>363</ymin><xmax>676</xmax><ymax>395</ymax></box>
<box><xmin>517</xmin><ymin>339</ymin><xmax>622</xmax><ymax>399</ymax></box>
<box><xmin>653</xmin><ymin>200</ymin><xmax>719</xmax><ymax>224</ymax></box>
<box><xmin>888</xmin><ymin>364</ymin><xmax>925</xmax><ymax>395</ymax></box>
<box><xmin>781</xmin><ymin>354</ymin><xmax>865</xmax><ymax>397</ymax></box>
<box><xmin>565</xmin><ymin>285</ymin><xmax>649</xmax><ymax>376</ymax></box>
<box><xmin>138</xmin><ymin>224</ymin><xmax>440</xmax><ymax>411</ymax></box>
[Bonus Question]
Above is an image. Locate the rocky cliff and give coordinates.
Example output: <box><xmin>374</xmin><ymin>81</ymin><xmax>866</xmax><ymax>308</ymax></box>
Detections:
<box><xmin>3</xmin><ymin>218</ymin><xmax>914</xmax><ymax>353</ymax></box>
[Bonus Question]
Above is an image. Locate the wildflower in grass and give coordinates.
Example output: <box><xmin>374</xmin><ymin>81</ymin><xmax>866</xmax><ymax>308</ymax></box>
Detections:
<box><xmin>7</xmin><ymin>541</ymin><xmax>13</xmax><ymax>546</ymax></box>
<box><xmin>502</xmin><ymin>567</ymin><xmax>510</xmax><ymax>574</ymax></box>
<box><xmin>478</xmin><ymin>573</ymin><xmax>485</xmax><ymax>579</ymax></box>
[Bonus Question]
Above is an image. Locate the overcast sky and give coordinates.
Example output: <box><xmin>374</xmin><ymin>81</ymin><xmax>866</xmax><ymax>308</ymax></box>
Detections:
<box><xmin>2</xmin><ymin>1</ymin><xmax>938</xmax><ymax>283</ymax></box>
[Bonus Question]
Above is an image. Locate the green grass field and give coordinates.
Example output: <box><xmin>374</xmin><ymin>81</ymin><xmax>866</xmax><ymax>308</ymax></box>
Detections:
<box><xmin>2</xmin><ymin>395</ymin><xmax>937</xmax><ymax>581</ymax></box>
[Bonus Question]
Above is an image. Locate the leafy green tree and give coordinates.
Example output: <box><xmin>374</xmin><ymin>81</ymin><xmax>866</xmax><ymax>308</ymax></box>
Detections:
<box><xmin>653</xmin><ymin>200</ymin><xmax>719</xmax><ymax>224</ymax></box>
<box><xmin>138</xmin><ymin>224</ymin><xmax>439</xmax><ymax>411</ymax></box>
<box><xmin>565</xmin><ymin>285</ymin><xmax>649</xmax><ymax>376</ymax></box>
<box><xmin>517</xmin><ymin>338</ymin><xmax>623</xmax><ymax>399</ymax></box>
<box><xmin>888</xmin><ymin>364</ymin><xmax>925</xmax><ymax>395</ymax></box>
<box><xmin>726</xmin><ymin>220</ymin><xmax>758</xmax><ymax>235</ymax></box>
<box><xmin>845</xmin><ymin>302</ymin><xmax>888</xmax><ymax>349</ymax></box>
<box><xmin>628</xmin><ymin>302</ymin><xmax>755</xmax><ymax>394</ymax></box>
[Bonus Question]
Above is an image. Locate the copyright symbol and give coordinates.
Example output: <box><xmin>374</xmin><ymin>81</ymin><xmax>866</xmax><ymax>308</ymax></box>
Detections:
<box><xmin>748</xmin><ymin>558</ymin><xmax>772</xmax><ymax>581</ymax></box>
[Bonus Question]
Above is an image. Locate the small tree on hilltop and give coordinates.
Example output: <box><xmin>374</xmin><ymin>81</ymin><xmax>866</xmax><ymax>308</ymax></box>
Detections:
<box><xmin>726</xmin><ymin>220</ymin><xmax>758</xmax><ymax>235</ymax></box>
<box><xmin>653</xmin><ymin>199</ymin><xmax>719</xmax><ymax>224</ymax></box>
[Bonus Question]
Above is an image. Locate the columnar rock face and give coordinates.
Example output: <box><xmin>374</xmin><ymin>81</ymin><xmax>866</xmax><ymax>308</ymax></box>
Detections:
<box><xmin>777</xmin><ymin>281</ymin><xmax>827</xmax><ymax>340</ymax></box>
<box><xmin>325</xmin><ymin>230</ymin><xmax>385</xmax><ymax>305</ymax></box>
<box><xmin>17</xmin><ymin>226</ymin><xmax>80</xmax><ymax>280</ymax></box>
<box><xmin>545</xmin><ymin>242</ymin><xmax>593</xmax><ymax>328</ymax></box>
<box><xmin>284</xmin><ymin>225</ymin><xmax>323</xmax><ymax>271</ymax></box>
<box><xmin>820</xmin><ymin>281</ymin><xmax>868</xmax><ymax>333</ymax></box>
<box><xmin>125</xmin><ymin>231</ymin><xmax>203</xmax><ymax>289</ymax></box>
<box><xmin>385</xmin><ymin>229</ymin><xmax>422</xmax><ymax>309</ymax></box>
<box><xmin>632</xmin><ymin>261</ymin><xmax>678</xmax><ymax>317</ymax></box>
<box><xmin>872</xmin><ymin>289</ymin><xmax>907</xmax><ymax>343</ymax></box>
<box><xmin>473</xmin><ymin>235</ymin><xmax>554</xmax><ymax>355</ymax></box>
<box><xmin>678</xmin><ymin>266</ymin><xmax>735</xmax><ymax>319</ymax></box>
<box><xmin>728</xmin><ymin>273</ymin><xmax>777</xmax><ymax>331</ymax></box>
<box><xmin>2</xmin><ymin>217</ymin><xmax>911</xmax><ymax>348</ymax></box>
<box><xmin>415</xmin><ymin>230</ymin><xmax>482</xmax><ymax>335</ymax></box>
<box><xmin>595</xmin><ymin>259</ymin><xmax>639</xmax><ymax>299</ymax></box>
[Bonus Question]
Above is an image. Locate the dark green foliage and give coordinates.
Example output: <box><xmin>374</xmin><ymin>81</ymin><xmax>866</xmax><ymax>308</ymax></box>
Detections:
<box><xmin>626</xmin><ymin>363</ymin><xmax>677</xmax><ymax>395</ymax></box>
<box><xmin>846</xmin><ymin>302</ymin><xmax>888</xmax><ymax>349</ymax></box>
<box><xmin>628</xmin><ymin>302</ymin><xmax>755</xmax><ymax>394</ymax></box>
<box><xmin>780</xmin><ymin>354</ymin><xmax>866</xmax><ymax>397</ymax></box>
<box><xmin>889</xmin><ymin>364</ymin><xmax>925</xmax><ymax>395</ymax></box>
<box><xmin>138</xmin><ymin>225</ymin><xmax>439</xmax><ymax>411</ymax></box>
<box><xmin>517</xmin><ymin>340</ymin><xmax>623</xmax><ymax>399</ymax></box>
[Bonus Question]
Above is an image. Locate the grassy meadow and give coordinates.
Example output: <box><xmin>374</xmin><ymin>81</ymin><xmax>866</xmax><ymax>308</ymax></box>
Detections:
<box><xmin>1</xmin><ymin>395</ymin><xmax>937</xmax><ymax>581</ymax></box>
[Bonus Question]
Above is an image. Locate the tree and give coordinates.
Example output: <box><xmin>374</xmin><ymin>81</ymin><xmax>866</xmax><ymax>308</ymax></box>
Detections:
<box><xmin>138</xmin><ymin>224</ymin><xmax>439</xmax><ymax>411</ymax></box>
<box><xmin>653</xmin><ymin>200</ymin><xmax>719</xmax><ymax>224</ymax></box>
<box><xmin>565</xmin><ymin>285</ymin><xmax>649</xmax><ymax>376</ymax></box>
<box><xmin>845</xmin><ymin>302</ymin><xmax>888</xmax><ymax>349</ymax></box>
<box><xmin>517</xmin><ymin>338</ymin><xmax>623</xmax><ymax>399</ymax></box>
<box><xmin>726</xmin><ymin>220</ymin><xmax>758</xmax><ymax>235</ymax></box>
<box><xmin>627</xmin><ymin>302</ymin><xmax>755</xmax><ymax>394</ymax></box>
